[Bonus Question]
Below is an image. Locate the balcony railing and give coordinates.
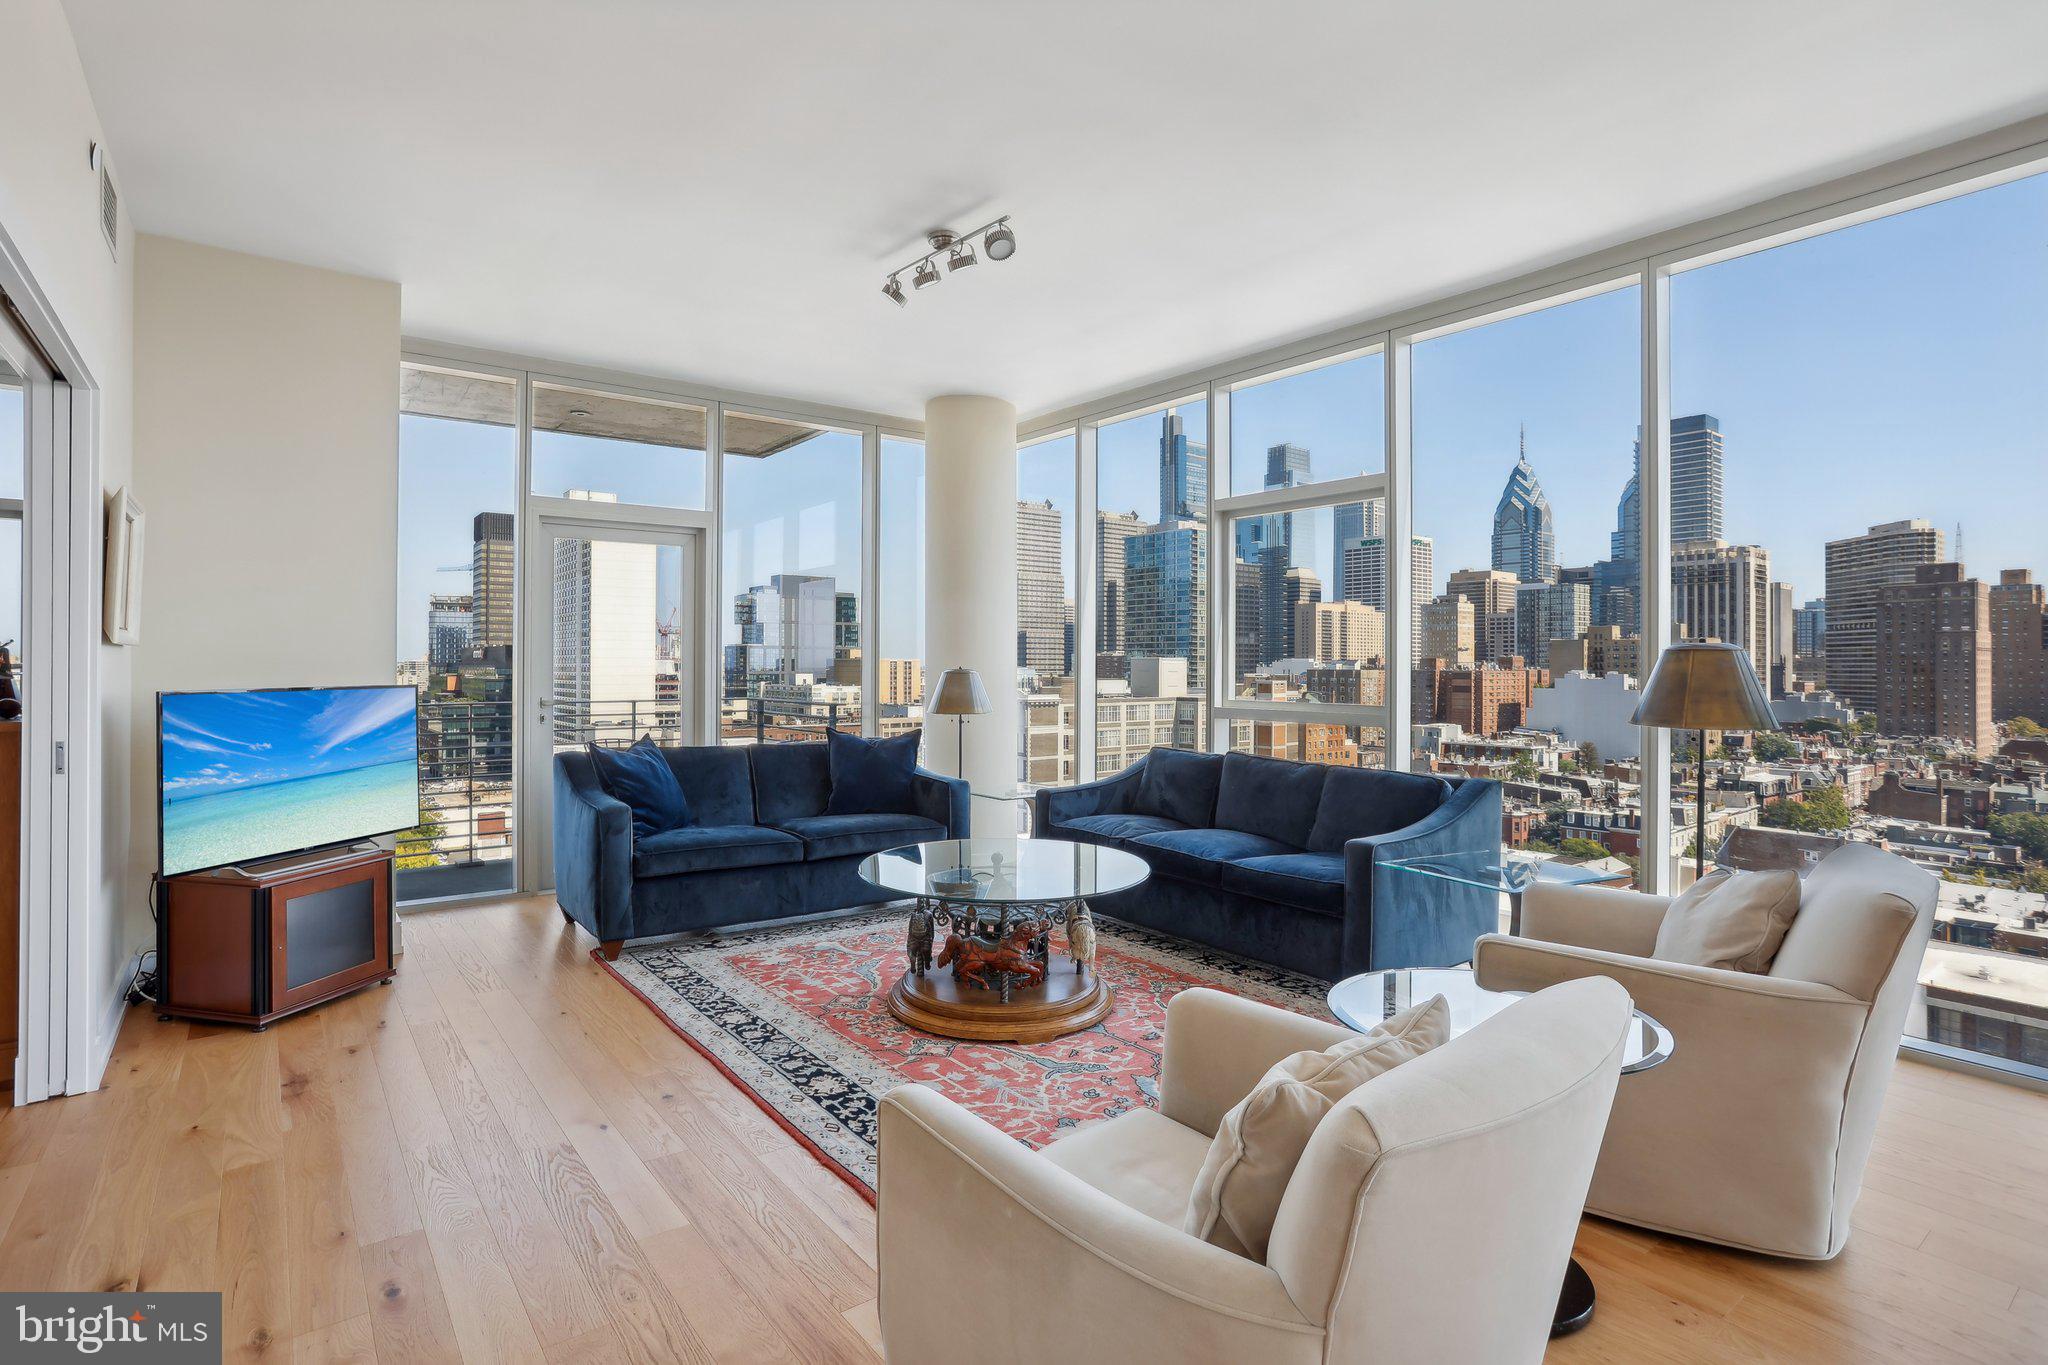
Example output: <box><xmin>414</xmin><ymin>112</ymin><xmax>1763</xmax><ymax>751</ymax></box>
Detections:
<box><xmin>718</xmin><ymin>696</ymin><xmax>852</xmax><ymax>744</ymax></box>
<box><xmin>398</xmin><ymin>697</ymin><xmax>514</xmax><ymax>902</ymax></box>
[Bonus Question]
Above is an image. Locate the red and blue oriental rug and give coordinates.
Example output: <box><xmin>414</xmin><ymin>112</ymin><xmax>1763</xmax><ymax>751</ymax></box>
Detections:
<box><xmin>595</xmin><ymin>908</ymin><xmax>1331</xmax><ymax>1199</ymax></box>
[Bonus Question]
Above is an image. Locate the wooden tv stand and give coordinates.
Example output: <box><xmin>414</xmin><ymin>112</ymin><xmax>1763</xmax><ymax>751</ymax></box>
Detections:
<box><xmin>157</xmin><ymin>845</ymin><xmax>396</xmax><ymax>1030</ymax></box>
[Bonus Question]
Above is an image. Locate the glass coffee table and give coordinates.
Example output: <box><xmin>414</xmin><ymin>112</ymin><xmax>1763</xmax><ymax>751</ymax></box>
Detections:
<box><xmin>1379</xmin><ymin>851</ymin><xmax>1633</xmax><ymax>936</ymax></box>
<box><xmin>860</xmin><ymin>838</ymin><xmax>1149</xmax><ymax>1043</ymax></box>
<box><xmin>1329</xmin><ymin>965</ymin><xmax>1673</xmax><ymax>1338</ymax></box>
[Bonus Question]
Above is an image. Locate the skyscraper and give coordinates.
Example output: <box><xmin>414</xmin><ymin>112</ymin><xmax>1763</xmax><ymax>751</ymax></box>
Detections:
<box><xmin>427</xmin><ymin>593</ymin><xmax>474</xmax><ymax>670</ymax></box>
<box><xmin>1015</xmin><ymin>499</ymin><xmax>1067</xmax><ymax>674</ymax></box>
<box><xmin>1990</xmin><ymin>569</ymin><xmax>2048</xmax><ymax>724</ymax></box>
<box><xmin>1294</xmin><ymin>600</ymin><xmax>1385</xmax><ymax>665</ymax></box>
<box><xmin>730</xmin><ymin>574</ymin><xmax>837</xmax><ymax>682</ymax></box>
<box><xmin>1232</xmin><ymin>557</ymin><xmax>1264</xmax><ymax>682</ymax></box>
<box><xmin>1824</xmin><ymin>519</ymin><xmax>1943</xmax><ymax>710</ymax></box>
<box><xmin>1277</xmin><ymin>567</ymin><xmax>1322</xmax><ymax>660</ymax></box>
<box><xmin>1877</xmin><ymin>563</ymin><xmax>1994</xmax><ymax>753</ymax></box>
<box><xmin>1769</xmin><ymin>580</ymin><xmax>1796</xmax><ymax>696</ymax></box>
<box><xmin>1340</xmin><ymin>534</ymin><xmax>1434</xmax><ymax>646</ymax></box>
<box><xmin>1447</xmin><ymin>567</ymin><xmax>1520</xmax><ymax>664</ymax></box>
<box><xmin>553</xmin><ymin>527</ymin><xmax>660</xmax><ymax>744</ymax></box>
<box><xmin>1670</xmin><ymin>541</ymin><xmax>1773</xmax><ymax>683</ymax></box>
<box><xmin>1793</xmin><ymin>599</ymin><xmax>1827</xmax><ymax>657</ymax></box>
<box><xmin>471</xmin><ymin>511</ymin><xmax>516</xmax><ymax>651</ymax></box>
<box><xmin>1158</xmin><ymin>411</ymin><xmax>1209</xmax><ymax>520</ymax></box>
<box><xmin>1490</xmin><ymin>428</ymin><xmax>1555</xmax><ymax>584</ymax></box>
<box><xmin>1418</xmin><ymin>594</ymin><xmax>1476</xmax><ymax>667</ymax></box>
<box><xmin>1669</xmin><ymin>414</ymin><xmax>1726</xmax><ymax>545</ymax></box>
<box><xmin>1094</xmin><ymin>510</ymin><xmax>1146</xmax><ymax>654</ymax></box>
<box><xmin>1514</xmin><ymin>580</ymin><xmax>1590</xmax><ymax>670</ymax></box>
<box><xmin>1124</xmin><ymin>520</ymin><xmax>1207</xmax><ymax>684</ymax></box>
<box><xmin>1332</xmin><ymin>497</ymin><xmax>1385</xmax><ymax>594</ymax></box>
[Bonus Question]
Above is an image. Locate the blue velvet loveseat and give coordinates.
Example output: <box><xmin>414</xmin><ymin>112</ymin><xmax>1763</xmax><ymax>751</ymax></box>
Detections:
<box><xmin>555</xmin><ymin>741</ymin><xmax>968</xmax><ymax>958</ymax></box>
<box><xmin>1032</xmin><ymin>748</ymin><xmax>1501</xmax><ymax>980</ymax></box>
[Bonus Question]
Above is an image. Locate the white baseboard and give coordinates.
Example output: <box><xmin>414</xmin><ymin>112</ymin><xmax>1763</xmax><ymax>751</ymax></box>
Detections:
<box><xmin>81</xmin><ymin>948</ymin><xmax>142</xmax><ymax>1095</ymax></box>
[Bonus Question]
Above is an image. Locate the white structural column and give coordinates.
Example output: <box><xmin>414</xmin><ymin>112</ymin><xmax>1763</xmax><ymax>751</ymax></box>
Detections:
<box><xmin>923</xmin><ymin>396</ymin><xmax>1020</xmax><ymax>829</ymax></box>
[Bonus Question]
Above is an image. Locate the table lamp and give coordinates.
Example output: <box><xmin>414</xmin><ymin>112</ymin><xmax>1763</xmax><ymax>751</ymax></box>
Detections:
<box><xmin>929</xmin><ymin>667</ymin><xmax>990</xmax><ymax>780</ymax></box>
<box><xmin>1630</xmin><ymin>641</ymin><xmax>1777</xmax><ymax>883</ymax></box>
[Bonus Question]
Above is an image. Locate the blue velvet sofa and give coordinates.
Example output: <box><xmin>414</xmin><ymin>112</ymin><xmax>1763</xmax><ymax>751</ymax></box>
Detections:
<box><xmin>555</xmin><ymin>742</ymin><xmax>969</xmax><ymax>958</ymax></box>
<box><xmin>1032</xmin><ymin>748</ymin><xmax>1501</xmax><ymax>981</ymax></box>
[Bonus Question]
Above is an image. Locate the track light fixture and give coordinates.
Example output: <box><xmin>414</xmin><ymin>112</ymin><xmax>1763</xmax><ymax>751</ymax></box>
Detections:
<box><xmin>883</xmin><ymin>218</ymin><xmax>1015</xmax><ymax>306</ymax></box>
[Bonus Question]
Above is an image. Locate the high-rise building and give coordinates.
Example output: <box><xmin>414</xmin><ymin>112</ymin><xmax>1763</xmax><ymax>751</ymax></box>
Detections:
<box><xmin>1276</xmin><ymin>567</ymin><xmax>1322</xmax><ymax>661</ymax></box>
<box><xmin>1331</xmin><ymin>497</ymin><xmax>1384</xmax><ymax>586</ymax></box>
<box><xmin>428</xmin><ymin>593</ymin><xmax>474</xmax><ymax>670</ymax></box>
<box><xmin>1876</xmin><ymin>562</ymin><xmax>1994</xmax><ymax>753</ymax></box>
<box><xmin>1514</xmin><ymin>580</ymin><xmax>1590</xmax><ymax>670</ymax></box>
<box><xmin>1095</xmin><ymin>510</ymin><xmax>1146</xmax><ymax>653</ymax></box>
<box><xmin>1794</xmin><ymin>598</ymin><xmax>1828</xmax><ymax>657</ymax></box>
<box><xmin>1159</xmin><ymin>411</ymin><xmax>1210</xmax><ymax>520</ymax></box>
<box><xmin>1547</xmin><ymin>624</ymin><xmax>1642</xmax><ymax>679</ymax></box>
<box><xmin>471</xmin><ymin>511</ymin><xmax>516</xmax><ymax>650</ymax></box>
<box><xmin>1266</xmin><ymin>442</ymin><xmax>1311</xmax><ymax>491</ymax></box>
<box><xmin>1990</xmin><ymin>569</ymin><xmax>2048</xmax><ymax>724</ymax></box>
<box><xmin>1232</xmin><ymin>557</ymin><xmax>1264</xmax><ymax>683</ymax></box>
<box><xmin>1447</xmin><ymin>567</ymin><xmax>1520</xmax><ymax>664</ymax></box>
<box><xmin>730</xmin><ymin>573</ymin><xmax>838</xmax><ymax>684</ymax></box>
<box><xmin>1769</xmin><ymin>581</ymin><xmax>1796</xmax><ymax>696</ymax></box>
<box><xmin>1340</xmin><ymin>533</ymin><xmax>1434</xmax><ymax>645</ymax></box>
<box><xmin>1016</xmin><ymin>499</ymin><xmax>1068</xmax><ymax>675</ymax></box>
<box><xmin>1824</xmin><ymin>519</ymin><xmax>1944</xmax><ymax>710</ymax></box>
<box><xmin>1490</xmin><ymin>429</ymin><xmax>1555</xmax><ymax>584</ymax></box>
<box><xmin>1423</xmin><ymin>659</ymin><xmax>1549</xmax><ymax>738</ymax></box>
<box><xmin>1294</xmin><ymin>600</ymin><xmax>1385</xmax><ymax>665</ymax></box>
<box><xmin>553</xmin><ymin>528</ymin><xmax>660</xmax><ymax>744</ymax></box>
<box><xmin>1418</xmin><ymin>594</ymin><xmax>1476</xmax><ymax>666</ymax></box>
<box><xmin>1669</xmin><ymin>414</ymin><xmax>1726</xmax><ymax>545</ymax></box>
<box><xmin>1124</xmin><ymin>520</ymin><xmax>1208</xmax><ymax>685</ymax></box>
<box><xmin>878</xmin><ymin>658</ymin><xmax>925</xmax><ymax>707</ymax></box>
<box><xmin>1671</xmin><ymin>540</ymin><xmax>1773</xmax><ymax>684</ymax></box>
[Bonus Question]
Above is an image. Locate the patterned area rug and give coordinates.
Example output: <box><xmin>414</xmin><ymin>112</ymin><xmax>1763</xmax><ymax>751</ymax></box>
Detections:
<box><xmin>596</xmin><ymin>907</ymin><xmax>1333</xmax><ymax>1199</ymax></box>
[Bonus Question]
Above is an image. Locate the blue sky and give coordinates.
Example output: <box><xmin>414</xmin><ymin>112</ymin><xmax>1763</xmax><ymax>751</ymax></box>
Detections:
<box><xmin>161</xmin><ymin>686</ymin><xmax>418</xmax><ymax>794</ymax></box>
<box><xmin>398</xmin><ymin>168</ymin><xmax>2046</xmax><ymax>669</ymax></box>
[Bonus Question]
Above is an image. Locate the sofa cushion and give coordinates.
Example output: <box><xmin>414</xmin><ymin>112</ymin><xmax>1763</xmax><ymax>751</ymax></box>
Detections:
<box><xmin>631</xmin><ymin>824</ymin><xmax>801</xmax><ymax>878</ymax></box>
<box><xmin>1130</xmin><ymin>749</ymin><xmax>1224</xmax><ymax>828</ymax></box>
<box><xmin>1221</xmin><ymin>853</ymin><xmax>1348</xmax><ymax>917</ymax></box>
<box><xmin>750</xmin><ymin>743</ymin><xmax>833</xmax><ymax>823</ymax></box>
<box><xmin>1214</xmin><ymin>753</ymin><xmax>1327</xmax><ymax>848</ymax></box>
<box><xmin>1043</xmin><ymin>1108</ymin><xmax>1213</xmax><ymax>1227</ymax></box>
<box><xmin>1183</xmin><ymin>995</ymin><xmax>1450</xmax><ymax>1259</ymax></box>
<box><xmin>1133</xmin><ymin>827</ymin><xmax>1298</xmax><ymax>885</ymax></box>
<box><xmin>1305</xmin><ymin>769</ymin><xmax>1451</xmax><ymax>852</ymax></box>
<box><xmin>588</xmin><ymin>736</ymin><xmax>692</xmax><ymax>840</ymax></box>
<box><xmin>775</xmin><ymin>812</ymin><xmax>946</xmax><ymax>862</ymax></box>
<box><xmin>1056</xmin><ymin>812</ymin><xmax>1189</xmax><ymax>846</ymax></box>
<box><xmin>824</xmin><ymin>727</ymin><xmax>922</xmax><ymax>816</ymax></box>
<box><xmin>1654</xmin><ymin>867</ymin><xmax>1801</xmax><ymax>974</ymax></box>
<box><xmin>662</xmin><ymin>745</ymin><xmax>755</xmax><ymax>827</ymax></box>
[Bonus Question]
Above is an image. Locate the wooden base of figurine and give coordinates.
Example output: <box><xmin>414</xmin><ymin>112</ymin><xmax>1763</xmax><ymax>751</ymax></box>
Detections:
<box><xmin>887</xmin><ymin>962</ymin><xmax>1113</xmax><ymax>1043</ymax></box>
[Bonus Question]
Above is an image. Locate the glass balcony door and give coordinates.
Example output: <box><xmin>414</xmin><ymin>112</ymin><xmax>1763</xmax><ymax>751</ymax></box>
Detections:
<box><xmin>521</xmin><ymin>508</ymin><xmax>703</xmax><ymax>890</ymax></box>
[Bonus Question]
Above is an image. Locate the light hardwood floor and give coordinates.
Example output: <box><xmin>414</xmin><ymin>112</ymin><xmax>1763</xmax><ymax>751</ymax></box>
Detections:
<box><xmin>0</xmin><ymin>894</ymin><xmax>2041</xmax><ymax>1363</ymax></box>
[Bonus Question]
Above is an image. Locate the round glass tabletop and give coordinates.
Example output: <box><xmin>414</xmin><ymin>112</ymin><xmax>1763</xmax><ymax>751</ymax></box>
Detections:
<box><xmin>1327</xmin><ymin>966</ymin><xmax>1673</xmax><ymax>1074</ymax></box>
<box><xmin>860</xmin><ymin>837</ymin><xmax>1150</xmax><ymax>905</ymax></box>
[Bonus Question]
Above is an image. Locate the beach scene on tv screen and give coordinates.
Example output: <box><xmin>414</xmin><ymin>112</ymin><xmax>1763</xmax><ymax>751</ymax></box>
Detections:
<box><xmin>161</xmin><ymin>687</ymin><xmax>420</xmax><ymax>875</ymax></box>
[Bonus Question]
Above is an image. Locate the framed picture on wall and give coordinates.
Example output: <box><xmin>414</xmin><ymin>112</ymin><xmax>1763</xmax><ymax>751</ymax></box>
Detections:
<box><xmin>103</xmin><ymin>485</ymin><xmax>144</xmax><ymax>645</ymax></box>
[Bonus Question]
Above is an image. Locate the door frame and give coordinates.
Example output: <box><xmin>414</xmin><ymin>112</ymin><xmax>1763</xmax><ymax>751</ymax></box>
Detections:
<box><xmin>517</xmin><ymin>501</ymin><xmax>708</xmax><ymax>893</ymax></box>
<box><xmin>0</xmin><ymin>221</ymin><xmax>103</xmax><ymax>1103</ymax></box>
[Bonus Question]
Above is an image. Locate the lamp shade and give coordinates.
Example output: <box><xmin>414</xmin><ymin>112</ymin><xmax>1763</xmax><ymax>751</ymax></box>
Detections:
<box><xmin>929</xmin><ymin>667</ymin><xmax>991</xmax><ymax>716</ymax></box>
<box><xmin>1629</xmin><ymin>642</ymin><xmax>1778</xmax><ymax>732</ymax></box>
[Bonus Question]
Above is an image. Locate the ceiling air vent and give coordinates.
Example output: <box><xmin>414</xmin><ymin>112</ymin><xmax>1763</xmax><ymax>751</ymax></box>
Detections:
<box><xmin>92</xmin><ymin>143</ymin><xmax>118</xmax><ymax>260</ymax></box>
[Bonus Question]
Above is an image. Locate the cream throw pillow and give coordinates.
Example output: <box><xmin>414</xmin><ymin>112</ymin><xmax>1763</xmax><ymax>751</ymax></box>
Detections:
<box><xmin>1652</xmin><ymin>866</ymin><xmax>1800</xmax><ymax>973</ymax></box>
<box><xmin>1182</xmin><ymin>995</ymin><xmax>1450</xmax><ymax>1260</ymax></box>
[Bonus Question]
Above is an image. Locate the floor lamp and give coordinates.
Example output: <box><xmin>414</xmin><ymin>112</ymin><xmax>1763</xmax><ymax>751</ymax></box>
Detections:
<box><xmin>1630</xmin><ymin>641</ymin><xmax>1779</xmax><ymax>884</ymax></box>
<box><xmin>929</xmin><ymin>668</ymin><xmax>991</xmax><ymax>781</ymax></box>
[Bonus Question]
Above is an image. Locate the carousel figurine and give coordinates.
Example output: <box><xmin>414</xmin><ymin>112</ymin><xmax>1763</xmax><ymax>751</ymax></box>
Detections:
<box><xmin>1064</xmin><ymin>902</ymin><xmax>1096</xmax><ymax>978</ymax></box>
<box><xmin>905</xmin><ymin>902</ymin><xmax>935</xmax><ymax>977</ymax></box>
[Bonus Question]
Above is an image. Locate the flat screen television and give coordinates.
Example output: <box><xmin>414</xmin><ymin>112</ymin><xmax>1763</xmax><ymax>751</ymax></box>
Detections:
<box><xmin>158</xmin><ymin>685</ymin><xmax>422</xmax><ymax>877</ymax></box>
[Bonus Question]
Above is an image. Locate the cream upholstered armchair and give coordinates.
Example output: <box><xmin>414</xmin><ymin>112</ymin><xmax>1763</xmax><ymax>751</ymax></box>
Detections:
<box><xmin>877</xmin><ymin>978</ymin><xmax>1633</xmax><ymax>1365</ymax></box>
<box><xmin>1473</xmin><ymin>842</ymin><xmax>1937</xmax><ymax>1260</ymax></box>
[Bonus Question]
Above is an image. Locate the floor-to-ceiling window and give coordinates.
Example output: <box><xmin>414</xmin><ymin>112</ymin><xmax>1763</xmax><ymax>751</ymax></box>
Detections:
<box><xmin>395</xmin><ymin>361</ymin><xmax>520</xmax><ymax>900</ymax></box>
<box><xmin>878</xmin><ymin>436</ymin><xmax>926</xmax><ymax>745</ymax></box>
<box><xmin>531</xmin><ymin>381</ymin><xmax>708</xmax><ymax>508</ymax></box>
<box><xmin>1408</xmin><ymin>285</ymin><xmax>1644</xmax><ymax>874</ymax></box>
<box><xmin>1669</xmin><ymin>169</ymin><xmax>2048</xmax><ymax>1074</ymax></box>
<box><xmin>1094</xmin><ymin>398</ymin><xmax>1208</xmax><ymax>775</ymax></box>
<box><xmin>1017</xmin><ymin>432</ymin><xmax>1077</xmax><ymax>800</ymax></box>
<box><xmin>721</xmin><ymin>413</ymin><xmax>865</xmax><ymax>741</ymax></box>
<box><xmin>1220</xmin><ymin>349</ymin><xmax>1387</xmax><ymax>766</ymax></box>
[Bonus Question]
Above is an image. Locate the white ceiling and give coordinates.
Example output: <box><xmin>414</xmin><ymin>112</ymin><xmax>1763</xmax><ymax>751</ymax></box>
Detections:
<box><xmin>62</xmin><ymin>0</ymin><xmax>2048</xmax><ymax>422</ymax></box>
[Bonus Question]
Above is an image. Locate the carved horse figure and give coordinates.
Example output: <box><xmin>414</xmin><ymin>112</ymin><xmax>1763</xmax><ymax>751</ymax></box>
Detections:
<box><xmin>936</xmin><ymin>921</ymin><xmax>1046</xmax><ymax>991</ymax></box>
<box><xmin>1064</xmin><ymin>902</ymin><xmax>1097</xmax><ymax>978</ymax></box>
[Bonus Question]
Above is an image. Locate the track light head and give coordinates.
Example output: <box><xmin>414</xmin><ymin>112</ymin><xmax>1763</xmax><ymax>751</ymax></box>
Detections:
<box><xmin>882</xmin><ymin>276</ymin><xmax>906</xmax><ymax>307</ymax></box>
<box><xmin>946</xmin><ymin>242</ymin><xmax>976</xmax><ymax>272</ymax></box>
<box><xmin>912</xmin><ymin>258</ymin><xmax>941</xmax><ymax>290</ymax></box>
<box><xmin>983</xmin><ymin>221</ymin><xmax>1017</xmax><ymax>261</ymax></box>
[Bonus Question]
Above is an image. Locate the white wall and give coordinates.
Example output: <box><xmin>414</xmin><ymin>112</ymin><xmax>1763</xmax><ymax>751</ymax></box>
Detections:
<box><xmin>0</xmin><ymin>0</ymin><xmax>137</xmax><ymax>1084</ymax></box>
<box><xmin>128</xmin><ymin>234</ymin><xmax>399</xmax><ymax>930</ymax></box>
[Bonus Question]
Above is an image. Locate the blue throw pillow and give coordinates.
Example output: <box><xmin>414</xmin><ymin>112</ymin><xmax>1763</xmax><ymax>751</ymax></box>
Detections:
<box><xmin>587</xmin><ymin>736</ymin><xmax>692</xmax><ymax>840</ymax></box>
<box><xmin>824</xmin><ymin>728</ymin><xmax>921</xmax><ymax>816</ymax></box>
